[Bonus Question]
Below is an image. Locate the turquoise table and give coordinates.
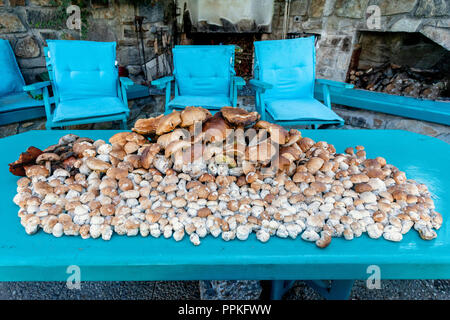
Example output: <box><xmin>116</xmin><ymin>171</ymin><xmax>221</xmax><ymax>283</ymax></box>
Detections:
<box><xmin>1</xmin><ymin>130</ymin><xmax>449</xmax><ymax>299</ymax></box>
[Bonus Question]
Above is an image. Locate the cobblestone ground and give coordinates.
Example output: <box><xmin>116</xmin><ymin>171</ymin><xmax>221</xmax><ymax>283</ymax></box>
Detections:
<box><xmin>1</xmin><ymin>280</ymin><xmax>449</xmax><ymax>300</ymax></box>
<box><xmin>1</xmin><ymin>99</ymin><xmax>448</xmax><ymax>300</ymax></box>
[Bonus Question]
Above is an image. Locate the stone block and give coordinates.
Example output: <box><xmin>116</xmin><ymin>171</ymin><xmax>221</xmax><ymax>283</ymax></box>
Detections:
<box><xmin>421</xmin><ymin>26</ymin><xmax>450</xmax><ymax>50</ymax></box>
<box><xmin>86</xmin><ymin>20</ymin><xmax>118</xmax><ymax>42</ymax></box>
<box><xmin>17</xmin><ymin>56</ymin><xmax>46</xmax><ymax>69</ymax></box>
<box><xmin>335</xmin><ymin>0</ymin><xmax>369</xmax><ymax>19</ymax></box>
<box><xmin>415</xmin><ymin>0</ymin><xmax>449</xmax><ymax>17</ymax></box>
<box><xmin>290</xmin><ymin>0</ymin><xmax>309</xmax><ymax>16</ymax></box>
<box><xmin>15</xmin><ymin>36</ymin><xmax>40</xmax><ymax>58</ymax></box>
<box><xmin>0</xmin><ymin>13</ymin><xmax>26</xmax><ymax>33</ymax></box>
<box><xmin>390</xmin><ymin>17</ymin><xmax>422</xmax><ymax>32</ymax></box>
<box><xmin>0</xmin><ymin>122</ymin><xmax>19</xmax><ymax>138</ymax></box>
<box><xmin>309</xmin><ymin>0</ymin><xmax>327</xmax><ymax>18</ymax></box>
<box><xmin>301</xmin><ymin>19</ymin><xmax>323</xmax><ymax>30</ymax></box>
<box><xmin>117</xmin><ymin>46</ymin><xmax>154</xmax><ymax>66</ymax></box>
<box><xmin>30</xmin><ymin>0</ymin><xmax>61</xmax><ymax>6</ymax></box>
<box><xmin>9</xmin><ymin>0</ymin><xmax>26</xmax><ymax>6</ymax></box>
<box><xmin>92</xmin><ymin>8</ymin><xmax>115</xmax><ymax>20</ymax></box>
<box><xmin>138</xmin><ymin>2</ymin><xmax>165</xmax><ymax>23</ymax></box>
<box><xmin>378</xmin><ymin>0</ymin><xmax>418</xmax><ymax>15</ymax></box>
<box><xmin>27</xmin><ymin>8</ymin><xmax>66</xmax><ymax>29</ymax></box>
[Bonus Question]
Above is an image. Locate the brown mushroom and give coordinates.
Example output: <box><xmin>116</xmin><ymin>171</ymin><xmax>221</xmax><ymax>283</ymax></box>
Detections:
<box><xmin>220</xmin><ymin>106</ymin><xmax>260</xmax><ymax>127</ymax></box>
<box><xmin>180</xmin><ymin>106</ymin><xmax>212</xmax><ymax>127</ymax></box>
<box><xmin>155</xmin><ymin>111</ymin><xmax>182</xmax><ymax>136</ymax></box>
<box><xmin>132</xmin><ymin>114</ymin><xmax>164</xmax><ymax>135</ymax></box>
<box><xmin>254</xmin><ymin>121</ymin><xmax>288</xmax><ymax>145</ymax></box>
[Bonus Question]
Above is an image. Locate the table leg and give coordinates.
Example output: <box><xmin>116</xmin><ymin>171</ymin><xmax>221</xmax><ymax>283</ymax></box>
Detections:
<box><xmin>269</xmin><ymin>280</ymin><xmax>354</xmax><ymax>300</ymax></box>
<box><xmin>304</xmin><ymin>280</ymin><xmax>354</xmax><ymax>300</ymax></box>
<box><xmin>270</xmin><ymin>280</ymin><xmax>296</xmax><ymax>300</ymax></box>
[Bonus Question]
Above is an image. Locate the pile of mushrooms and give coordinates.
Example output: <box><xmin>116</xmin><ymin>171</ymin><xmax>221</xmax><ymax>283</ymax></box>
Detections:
<box><xmin>12</xmin><ymin>107</ymin><xmax>442</xmax><ymax>247</ymax></box>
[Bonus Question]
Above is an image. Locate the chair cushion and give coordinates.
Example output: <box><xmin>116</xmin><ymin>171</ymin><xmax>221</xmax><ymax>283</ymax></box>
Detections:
<box><xmin>0</xmin><ymin>92</ymin><xmax>46</xmax><ymax>112</ymax></box>
<box><xmin>254</xmin><ymin>37</ymin><xmax>315</xmax><ymax>101</ymax></box>
<box><xmin>265</xmin><ymin>98</ymin><xmax>344</xmax><ymax>123</ymax></box>
<box><xmin>52</xmin><ymin>97</ymin><xmax>128</xmax><ymax>123</ymax></box>
<box><xmin>173</xmin><ymin>45</ymin><xmax>234</xmax><ymax>97</ymax></box>
<box><xmin>0</xmin><ymin>40</ymin><xmax>26</xmax><ymax>96</ymax></box>
<box><xmin>168</xmin><ymin>95</ymin><xmax>232</xmax><ymax>109</ymax></box>
<box><xmin>47</xmin><ymin>40</ymin><xmax>118</xmax><ymax>102</ymax></box>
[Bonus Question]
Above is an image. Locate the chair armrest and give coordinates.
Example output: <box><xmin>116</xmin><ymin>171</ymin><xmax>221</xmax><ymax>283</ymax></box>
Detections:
<box><xmin>234</xmin><ymin>76</ymin><xmax>246</xmax><ymax>88</ymax></box>
<box><xmin>119</xmin><ymin>77</ymin><xmax>134</xmax><ymax>88</ymax></box>
<box><xmin>250</xmin><ymin>79</ymin><xmax>273</xmax><ymax>92</ymax></box>
<box><xmin>151</xmin><ymin>76</ymin><xmax>174</xmax><ymax>89</ymax></box>
<box><xmin>23</xmin><ymin>81</ymin><xmax>51</xmax><ymax>92</ymax></box>
<box><xmin>316</xmin><ymin>78</ymin><xmax>354</xmax><ymax>89</ymax></box>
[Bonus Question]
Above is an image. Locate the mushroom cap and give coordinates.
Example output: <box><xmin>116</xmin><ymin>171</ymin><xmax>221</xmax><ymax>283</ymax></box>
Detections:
<box><xmin>298</xmin><ymin>137</ymin><xmax>315</xmax><ymax>152</ymax></box>
<box><xmin>85</xmin><ymin>157</ymin><xmax>111</xmax><ymax>172</ymax></box>
<box><xmin>180</xmin><ymin>106</ymin><xmax>212</xmax><ymax>127</ymax></box>
<box><xmin>157</xmin><ymin>128</ymin><xmax>189</xmax><ymax>148</ymax></box>
<box><xmin>156</xmin><ymin>111</ymin><xmax>182</xmax><ymax>136</ymax></box>
<box><xmin>245</xmin><ymin>139</ymin><xmax>277</xmax><ymax>163</ymax></box>
<box><xmin>182</xmin><ymin>144</ymin><xmax>205</xmax><ymax>164</ymax></box>
<box><xmin>58</xmin><ymin>134</ymin><xmax>79</xmax><ymax>145</ymax></box>
<box><xmin>25</xmin><ymin>164</ymin><xmax>49</xmax><ymax>177</ymax></box>
<box><xmin>274</xmin><ymin>155</ymin><xmax>291</xmax><ymax>172</ymax></box>
<box><xmin>36</xmin><ymin>153</ymin><xmax>61</xmax><ymax>164</ymax></box>
<box><xmin>165</xmin><ymin>140</ymin><xmax>191</xmax><ymax>158</ymax></box>
<box><xmin>140</xmin><ymin>143</ymin><xmax>161</xmax><ymax>169</ymax></box>
<box><xmin>132</xmin><ymin>114</ymin><xmax>164</xmax><ymax>135</ymax></box>
<box><xmin>109</xmin><ymin>132</ymin><xmax>130</xmax><ymax>146</ymax></box>
<box><xmin>125</xmin><ymin>132</ymin><xmax>147</xmax><ymax>145</ymax></box>
<box><xmin>254</xmin><ymin>121</ymin><xmax>288</xmax><ymax>145</ymax></box>
<box><xmin>283</xmin><ymin>129</ymin><xmax>302</xmax><ymax>146</ymax></box>
<box><xmin>72</xmin><ymin>141</ymin><xmax>95</xmax><ymax>157</ymax></box>
<box><xmin>202</xmin><ymin>112</ymin><xmax>232</xmax><ymax>143</ymax></box>
<box><xmin>280</xmin><ymin>145</ymin><xmax>302</xmax><ymax>161</ymax></box>
<box><xmin>8</xmin><ymin>146</ymin><xmax>43</xmax><ymax>176</ymax></box>
<box><xmin>220</xmin><ymin>107</ymin><xmax>260</xmax><ymax>127</ymax></box>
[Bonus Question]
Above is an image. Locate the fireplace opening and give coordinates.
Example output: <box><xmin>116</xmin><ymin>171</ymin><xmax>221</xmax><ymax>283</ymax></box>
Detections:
<box><xmin>347</xmin><ymin>31</ymin><xmax>449</xmax><ymax>100</ymax></box>
<box><xmin>188</xmin><ymin>33</ymin><xmax>262</xmax><ymax>80</ymax></box>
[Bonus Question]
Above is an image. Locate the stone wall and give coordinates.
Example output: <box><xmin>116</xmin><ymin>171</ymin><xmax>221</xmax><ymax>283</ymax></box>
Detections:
<box><xmin>269</xmin><ymin>0</ymin><xmax>450</xmax><ymax>81</ymax></box>
<box><xmin>0</xmin><ymin>0</ymin><xmax>174</xmax><ymax>84</ymax></box>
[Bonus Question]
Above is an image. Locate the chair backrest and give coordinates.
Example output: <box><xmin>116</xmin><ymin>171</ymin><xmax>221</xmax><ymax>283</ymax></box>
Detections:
<box><xmin>173</xmin><ymin>45</ymin><xmax>235</xmax><ymax>97</ymax></box>
<box><xmin>0</xmin><ymin>39</ymin><xmax>26</xmax><ymax>97</ymax></box>
<box><xmin>46</xmin><ymin>40</ymin><xmax>118</xmax><ymax>102</ymax></box>
<box><xmin>254</xmin><ymin>37</ymin><xmax>316</xmax><ymax>100</ymax></box>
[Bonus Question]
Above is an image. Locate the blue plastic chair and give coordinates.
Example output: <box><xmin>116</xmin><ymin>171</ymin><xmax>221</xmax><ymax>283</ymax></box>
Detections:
<box><xmin>0</xmin><ymin>39</ymin><xmax>54</xmax><ymax>126</ymax></box>
<box><xmin>250</xmin><ymin>37</ymin><xmax>353</xmax><ymax>128</ymax></box>
<box><xmin>22</xmin><ymin>40</ymin><xmax>132</xmax><ymax>129</ymax></box>
<box><xmin>152</xmin><ymin>45</ymin><xmax>245</xmax><ymax>114</ymax></box>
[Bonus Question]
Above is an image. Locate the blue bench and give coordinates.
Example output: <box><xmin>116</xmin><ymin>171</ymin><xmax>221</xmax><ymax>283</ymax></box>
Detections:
<box><xmin>314</xmin><ymin>82</ymin><xmax>450</xmax><ymax>126</ymax></box>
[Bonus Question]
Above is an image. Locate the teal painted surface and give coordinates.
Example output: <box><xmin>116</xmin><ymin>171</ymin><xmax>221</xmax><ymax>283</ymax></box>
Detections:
<box><xmin>314</xmin><ymin>83</ymin><xmax>450</xmax><ymax>126</ymax></box>
<box><xmin>151</xmin><ymin>45</ymin><xmax>244</xmax><ymax>114</ymax></box>
<box><xmin>0</xmin><ymin>130</ymin><xmax>449</xmax><ymax>281</ymax></box>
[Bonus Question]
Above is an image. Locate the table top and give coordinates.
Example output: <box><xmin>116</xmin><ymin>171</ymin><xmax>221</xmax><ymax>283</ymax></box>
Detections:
<box><xmin>1</xmin><ymin>129</ymin><xmax>449</xmax><ymax>281</ymax></box>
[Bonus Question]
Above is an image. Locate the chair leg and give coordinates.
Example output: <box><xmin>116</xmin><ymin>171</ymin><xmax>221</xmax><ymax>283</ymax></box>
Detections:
<box><xmin>121</xmin><ymin>119</ymin><xmax>127</xmax><ymax>130</ymax></box>
<box><xmin>304</xmin><ymin>280</ymin><xmax>354</xmax><ymax>300</ymax></box>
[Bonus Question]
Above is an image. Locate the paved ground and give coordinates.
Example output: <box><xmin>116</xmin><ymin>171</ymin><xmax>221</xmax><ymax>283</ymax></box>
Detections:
<box><xmin>1</xmin><ymin>280</ymin><xmax>449</xmax><ymax>300</ymax></box>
